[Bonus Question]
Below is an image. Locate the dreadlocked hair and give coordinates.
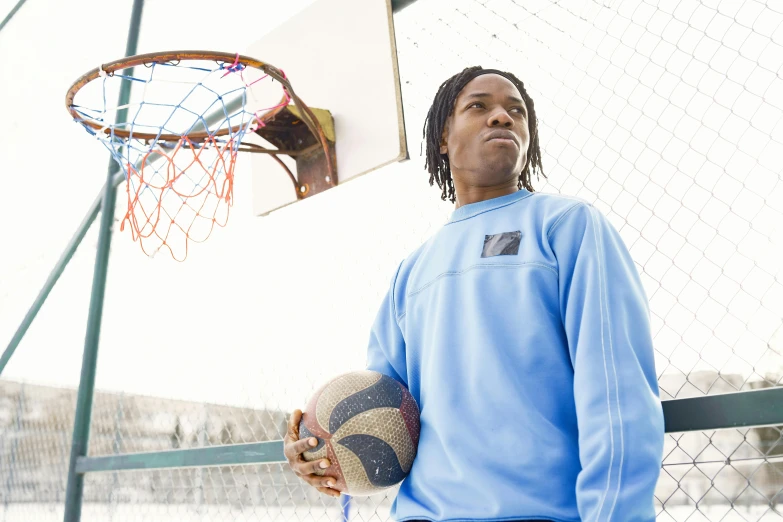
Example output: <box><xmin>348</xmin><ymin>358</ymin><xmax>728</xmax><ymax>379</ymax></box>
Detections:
<box><xmin>423</xmin><ymin>66</ymin><xmax>545</xmax><ymax>203</ymax></box>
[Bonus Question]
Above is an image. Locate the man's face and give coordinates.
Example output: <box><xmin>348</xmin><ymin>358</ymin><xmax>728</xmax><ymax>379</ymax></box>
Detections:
<box><xmin>440</xmin><ymin>74</ymin><xmax>530</xmax><ymax>188</ymax></box>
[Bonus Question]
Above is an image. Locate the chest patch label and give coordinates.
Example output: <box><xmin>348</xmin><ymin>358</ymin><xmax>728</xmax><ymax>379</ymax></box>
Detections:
<box><xmin>481</xmin><ymin>231</ymin><xmax>522</xmax><ymax>258</ymax></box>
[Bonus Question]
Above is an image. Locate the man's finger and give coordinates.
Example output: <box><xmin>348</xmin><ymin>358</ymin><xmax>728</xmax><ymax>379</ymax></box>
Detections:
<box><xmin>301</xmin><ymin>473</ymin><xmax>338</xmax><ymax>489</ymax></box>
<box><xmin>302</xmin><ymin>459</ymin><xmax>330</xmax><ymax>475</ymax></box>
<box><xmin>316</xmin><ymin>486</ymin><xmax>341</xmax><ymax>498</ymax></box>
<box><xmin>285</xmin><ymin>434</ymin><xmax>319</xmax><ymax>460</ymax></box>
<box><xmin>292</xmin><ymin>436</ymin><xmax>319</xmax><ymax>456</ymax></box>
<box><xmin>290</xmin><ymin>455</ymin><xmax>329</xmax><ymax>475</ymax></box>
<box><xmin>287</xmin><ymin>409</ymin><xmax>303</xmax><ymax>438</ymax></box>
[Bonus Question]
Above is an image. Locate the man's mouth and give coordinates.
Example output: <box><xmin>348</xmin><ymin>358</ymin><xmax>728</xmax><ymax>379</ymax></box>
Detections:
<box><xmin>485</xmin><ymin>130</ymin><xmax>518</xmax><ymax>145</ymax></box>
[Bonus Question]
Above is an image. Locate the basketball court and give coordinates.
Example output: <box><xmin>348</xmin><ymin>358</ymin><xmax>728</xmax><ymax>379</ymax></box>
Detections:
<box><xmin>1</xmin><ymin>0</ymin><xmax>782</xmax><ymax>520</ymax></box>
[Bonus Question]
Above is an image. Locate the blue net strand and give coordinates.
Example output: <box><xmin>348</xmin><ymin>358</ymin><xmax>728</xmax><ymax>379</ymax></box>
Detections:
<box><xmin>68</xmin><ymin>55</ymin><xmax>283</xmax><ymax>261</ymax></box>
<box><xmin>108</xmin><ymin>74</ymin><xmax>147</xmax><ymax>83</ymax></box>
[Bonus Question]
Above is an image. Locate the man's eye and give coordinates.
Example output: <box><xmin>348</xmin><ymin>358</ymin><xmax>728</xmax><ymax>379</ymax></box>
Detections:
<box><xmin>511</xmin><ymin>107</ymin><xmax>526</xmax><ymax>115</ymax></box>
<box><xmin>468</xmin><ymin>102</ymin><xmax>484</xmax><ymax>109</ymax></box>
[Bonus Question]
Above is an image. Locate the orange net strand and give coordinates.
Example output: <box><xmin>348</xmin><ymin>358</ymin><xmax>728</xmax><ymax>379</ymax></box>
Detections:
<box><xmin>119</xmin><ymin>136</ymin><xmax>237</xmax><ymax>261</ymax></box>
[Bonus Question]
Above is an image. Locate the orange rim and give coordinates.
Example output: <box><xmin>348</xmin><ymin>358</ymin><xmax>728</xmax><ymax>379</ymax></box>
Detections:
<box><xmin>66</xmin><ymin>51</ymin><xmax>290</xmax><ymax>142</ymax></box>
<box><xmin>66</xmin><ymin>50</ymin><xmax>336</xmax><ymax>185</ymax></box>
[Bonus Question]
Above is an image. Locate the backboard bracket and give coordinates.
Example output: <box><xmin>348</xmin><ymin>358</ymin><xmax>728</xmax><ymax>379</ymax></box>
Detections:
<box><xmin>254</xmin><ymin>105</ymin><xmax>338</xmax><ymax>200</ymax></box>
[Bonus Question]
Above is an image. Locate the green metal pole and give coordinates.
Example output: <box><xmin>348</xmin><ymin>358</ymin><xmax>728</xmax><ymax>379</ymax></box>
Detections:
<box><xmin>390</xmin><ymin>0</ymin><xmax>418</xmax><ymax>12</ymax></box>
<box><xmin>0</xmin><ymin>0</ymin><xmax>28</xmax><ymax>33</ymax></box>
<box><xmin>62</xmin><ymin>1</ymin><xmax>145</xmax><ymax>520</ymax></box>
<box><xmin>0</xmin><ymin>182</ymin><xmax>111</xmax><ymax>375</ymax></box>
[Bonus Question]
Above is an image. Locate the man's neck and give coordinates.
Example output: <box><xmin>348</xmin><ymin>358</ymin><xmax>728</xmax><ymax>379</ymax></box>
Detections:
<box><xmin>454</xmin><ymin>183</ymin><xmax>519</xmax><ymax>209</ymax></box>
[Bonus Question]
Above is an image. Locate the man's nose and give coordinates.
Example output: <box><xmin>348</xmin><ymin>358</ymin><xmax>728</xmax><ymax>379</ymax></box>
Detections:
<box><xmin>488</xmin><ymin>109</ymin><xmax>514</xmax><ymax>128</ymax></box>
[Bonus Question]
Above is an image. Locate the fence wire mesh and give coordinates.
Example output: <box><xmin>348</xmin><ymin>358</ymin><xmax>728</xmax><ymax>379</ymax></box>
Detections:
<box><xmin>1</xmin><ymin>0</ymin><xmax>782</xmax><ymax>520</ymax></box>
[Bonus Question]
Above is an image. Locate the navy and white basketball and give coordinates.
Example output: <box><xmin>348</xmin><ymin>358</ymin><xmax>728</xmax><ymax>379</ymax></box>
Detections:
<box><xmin>299</xmin><ymin>370</ymin><xmax>420</xmax><ymax>496</ymax></box>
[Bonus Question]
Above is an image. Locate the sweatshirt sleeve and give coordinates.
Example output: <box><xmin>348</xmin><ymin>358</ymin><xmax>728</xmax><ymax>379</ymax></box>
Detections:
<box><xmin>548</xmin><ymin>202</ymin><xmax>664</xmax><ymax>522</ymax></box>
<box><xmin>365</xmin><ymin>261</ymin><xmax>407</xmax><ymax>385</ymax></box>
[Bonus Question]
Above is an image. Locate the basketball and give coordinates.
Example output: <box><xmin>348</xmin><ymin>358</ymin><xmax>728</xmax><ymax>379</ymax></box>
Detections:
<box><xmin>299</xmin><ymin>370</ymin><xmax>420</xmax><ymax>496</ymax></box>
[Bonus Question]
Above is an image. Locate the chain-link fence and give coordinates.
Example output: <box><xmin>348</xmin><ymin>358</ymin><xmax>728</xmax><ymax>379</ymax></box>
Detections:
<box><xmin>1</xmin><ymin>0</ymin><xmax>782</xmax><ymax>520</ymax></box>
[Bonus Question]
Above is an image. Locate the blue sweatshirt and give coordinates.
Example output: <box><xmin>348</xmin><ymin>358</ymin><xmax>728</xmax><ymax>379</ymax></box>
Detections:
<box><xmin>365</xmin><ymin>189</ymin><xmax>664</xmax><ymax>522</ymax></box>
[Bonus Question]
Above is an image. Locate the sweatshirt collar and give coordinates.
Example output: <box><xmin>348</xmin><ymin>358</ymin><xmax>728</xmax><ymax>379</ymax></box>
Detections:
<box><xmin>448</xmin><ymin>189</ymin><xmax>533</xmax><ymax>223</ymax></box>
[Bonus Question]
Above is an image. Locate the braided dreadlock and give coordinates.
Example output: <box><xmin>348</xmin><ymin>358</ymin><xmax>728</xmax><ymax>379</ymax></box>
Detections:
<box><xmin>423</xmin><ymin>66</ymin><xmax>545</xmax><ymax>203</ymax></box>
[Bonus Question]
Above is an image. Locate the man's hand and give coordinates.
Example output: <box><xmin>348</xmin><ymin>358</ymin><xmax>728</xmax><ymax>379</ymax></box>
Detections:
<box><xmin>284</xmin><ymin>409</ymin><xmax>341</xmax><ymax>498</ymax></box>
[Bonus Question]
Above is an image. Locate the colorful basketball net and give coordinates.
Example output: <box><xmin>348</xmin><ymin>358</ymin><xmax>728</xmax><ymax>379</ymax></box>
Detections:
<box><xmin>66</xmin><ymin>51</ymin><xmax>325</xmax><ymax>261</ymax></box>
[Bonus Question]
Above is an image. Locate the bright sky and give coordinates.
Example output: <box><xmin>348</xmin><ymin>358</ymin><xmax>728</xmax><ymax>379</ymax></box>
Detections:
<box><xmin>0</xmin><ymin>0</ymin><xmax>781</xmax><ymax>414</ymax></box>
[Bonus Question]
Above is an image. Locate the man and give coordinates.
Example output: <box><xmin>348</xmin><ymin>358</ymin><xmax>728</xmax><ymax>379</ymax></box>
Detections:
<box><xmin>285</xmin><ymin>66</ymin><xmax>664</xmax><ymax>522</ymax></box>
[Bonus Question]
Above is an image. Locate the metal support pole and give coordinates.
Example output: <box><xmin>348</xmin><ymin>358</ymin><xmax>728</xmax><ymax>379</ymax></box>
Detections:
<box><xmin>0</xmin><ymin>185</ymin><xmax>108</xmax><ymax>375</ymax></box>
<box><xmin>390</xmin><ymin>0</ymin><xmax>418</xmax><ymax>13</ymax></box>
<box><xmin>62</xmin><ymin>1</ymin><xmax>145</xmax><ymax>520</ymax></box>
<box><xmin>0</xmin><ymin>0</ymin><xmax>29</xmax><ymax>33</ymax></box>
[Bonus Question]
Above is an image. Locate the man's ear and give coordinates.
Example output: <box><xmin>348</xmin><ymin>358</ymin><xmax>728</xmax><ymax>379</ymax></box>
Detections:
<box><xmin>440</xmin><ymin>120</ymin><xmax>449</xmax><ymax>155</ymax></box>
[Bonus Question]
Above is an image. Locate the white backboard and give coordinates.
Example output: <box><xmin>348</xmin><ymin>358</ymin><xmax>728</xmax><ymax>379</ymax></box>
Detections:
<box><xmin>247</xmin><ymin>0</ymin><xmax>408</xmax><ymax>216</ymax></box>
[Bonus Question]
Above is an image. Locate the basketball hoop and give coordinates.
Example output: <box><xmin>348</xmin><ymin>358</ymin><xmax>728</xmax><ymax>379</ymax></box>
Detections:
<box><xmin>66</xmin><ymin>51</ymin><xmax>336</xmax><ymax>261</ymax></box>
